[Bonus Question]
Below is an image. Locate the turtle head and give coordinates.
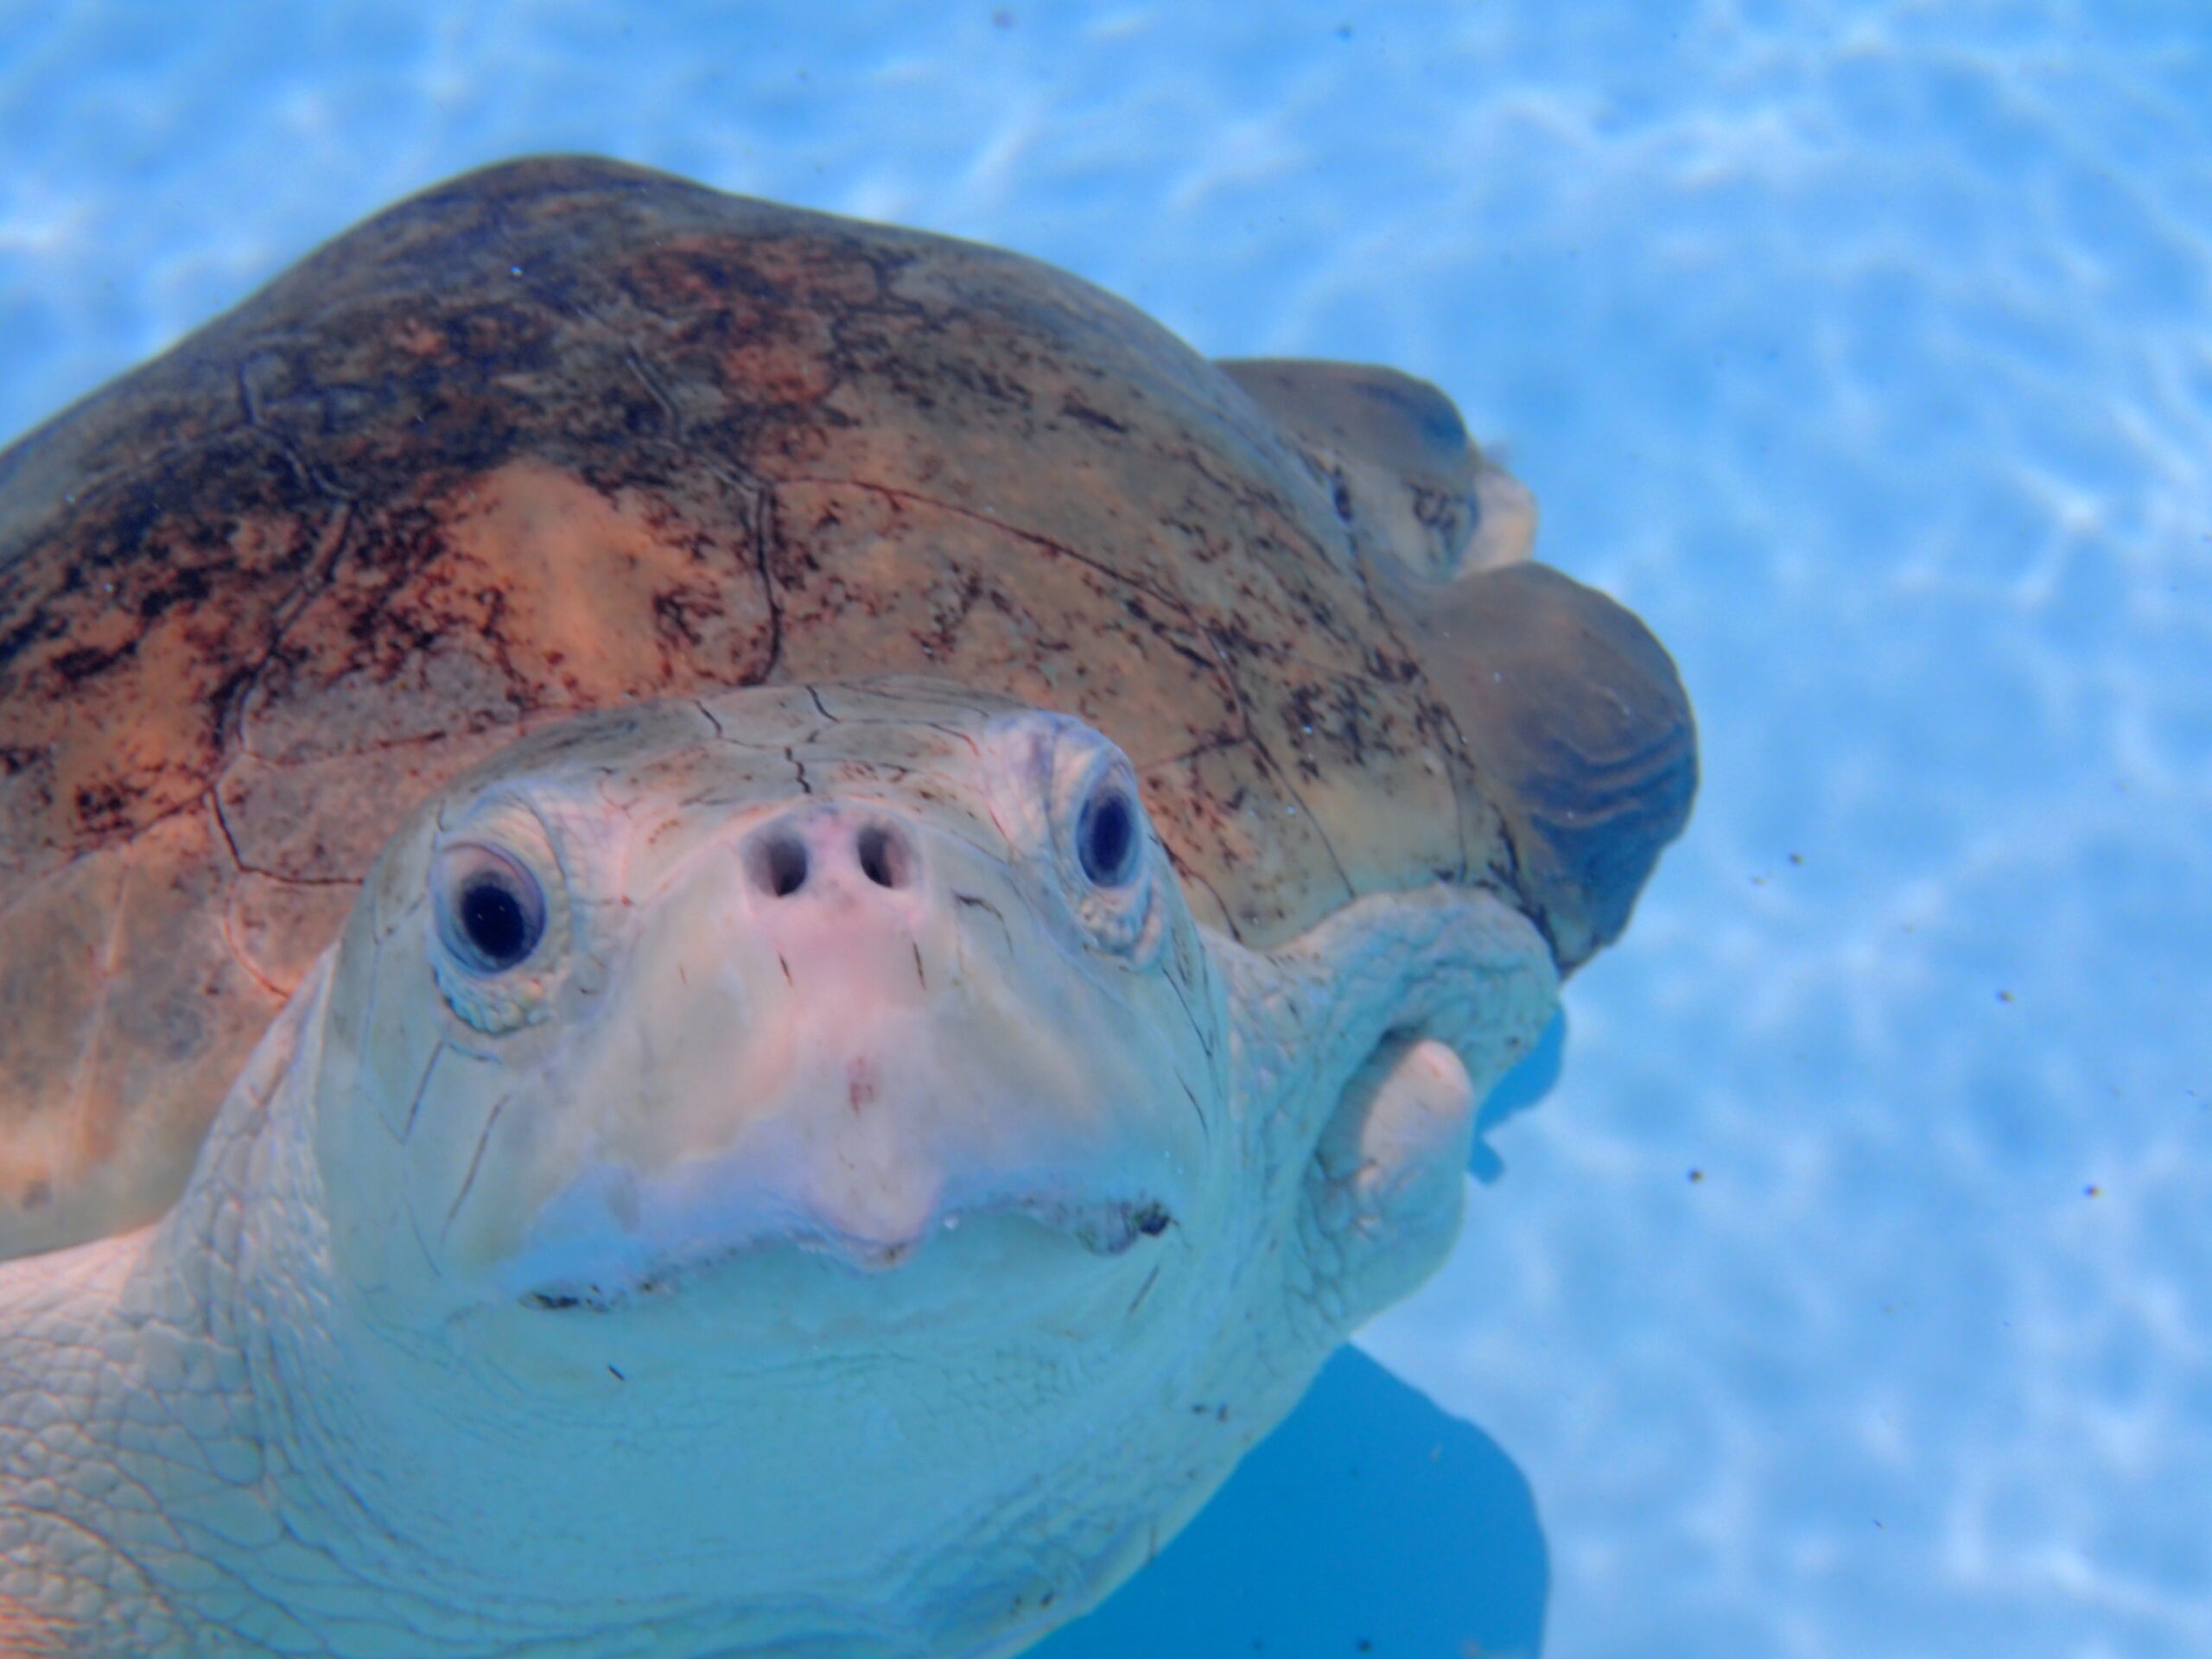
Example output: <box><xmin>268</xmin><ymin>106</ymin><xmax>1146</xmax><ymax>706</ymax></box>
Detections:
<box><xmin>257</xmin><ymin>671</ymin><xmax>1555</xmax><ymax>1649</ymax></box>
<box><xmin>286</xmin><ymin>678</ymin><xmax>1257</xmax><ymax>1633</ymax></box>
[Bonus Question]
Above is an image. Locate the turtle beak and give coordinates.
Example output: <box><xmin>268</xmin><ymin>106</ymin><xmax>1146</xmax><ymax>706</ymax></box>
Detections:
<box><xmin>486</xmin><ymin>800</ymin><xmax>1192</xmax><ymax>1312</ymax></box>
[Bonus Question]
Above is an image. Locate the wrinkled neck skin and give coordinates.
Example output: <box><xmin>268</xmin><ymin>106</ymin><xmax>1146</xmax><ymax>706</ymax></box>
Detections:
<box><xmin>0</xmin><ymin>887</ymin><xmax>1554</xmax><ymax>1659</ymax></box>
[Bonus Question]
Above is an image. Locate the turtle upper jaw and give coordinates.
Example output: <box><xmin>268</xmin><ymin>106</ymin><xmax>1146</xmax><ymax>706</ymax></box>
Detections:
<box><xmin>495</xmin><ymin>989</ymin><xmax>1197</xmax><ymax>1315</ymax></box>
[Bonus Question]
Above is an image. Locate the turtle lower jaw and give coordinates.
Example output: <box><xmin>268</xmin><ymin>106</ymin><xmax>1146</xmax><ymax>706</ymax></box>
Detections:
<box><xmin>514</xmin><ymin>1192</ymin><xmax>1174</xmax><ymax>1314</ymax></box>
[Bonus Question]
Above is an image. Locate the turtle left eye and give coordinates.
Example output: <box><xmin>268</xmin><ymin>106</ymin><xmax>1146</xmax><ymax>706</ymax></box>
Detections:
<box><xmin>1077</xmin><ymin>784</ymin><xmax>1141</xmax><ymax>887</ymax></box>
<box><xmin>437</xmin><ymin>848</ymin><xmax>547</xmax><ymax>974</ymax></box>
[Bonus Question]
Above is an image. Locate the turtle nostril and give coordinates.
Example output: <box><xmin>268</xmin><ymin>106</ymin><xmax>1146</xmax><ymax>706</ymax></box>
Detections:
<box><xmin>855</xmin><ymin>822</ymin><xmax>914</xmax><ymax>890</ymax></box>
<box><xmin>746</xmin><ymin>831</ymin><xmax>810</xmax><ymax>899</ymax></box>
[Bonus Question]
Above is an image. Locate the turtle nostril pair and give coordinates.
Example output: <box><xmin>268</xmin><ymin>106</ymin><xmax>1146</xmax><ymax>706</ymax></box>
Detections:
<box><xmin>743</xmin><ymin>817</ymin><xmax>917</xmax><ymax>899</ymax></box>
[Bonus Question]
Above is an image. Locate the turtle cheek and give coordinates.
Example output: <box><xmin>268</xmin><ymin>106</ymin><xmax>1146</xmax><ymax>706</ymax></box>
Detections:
<box><xmin>416</xmin><ymin>1059</ymin><xmax>593</xmax><ymax>1290</ymax></box>
<box><xmin>302</xmin><ymin>907</ymin><xmax>528</xmax><ymax>1307</ymax></box>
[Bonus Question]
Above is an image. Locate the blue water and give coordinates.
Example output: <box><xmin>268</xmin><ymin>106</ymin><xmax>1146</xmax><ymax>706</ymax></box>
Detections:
<box><xmin>3</xmin><ymin>4</ymin><xmax>2207</xmax><ymax>1656</ymax></box>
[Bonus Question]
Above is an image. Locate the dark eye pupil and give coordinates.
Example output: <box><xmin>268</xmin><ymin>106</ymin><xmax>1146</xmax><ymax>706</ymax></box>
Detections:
<box><xmin>1078</xmin><ymin>789</ymin><xmax>1138</xmax><ymax>886</ymax></box>
<box><xmin>459</xmin><ymin>875</ymin><xmax>535</xmax><ymax>968</ymax></box>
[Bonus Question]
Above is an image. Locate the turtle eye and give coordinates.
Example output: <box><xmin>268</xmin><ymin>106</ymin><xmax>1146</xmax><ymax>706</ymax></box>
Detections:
<box><xmin>436</xmin><ymin>847</ymin><xmax>547</xmax><ymax>974</ymax></box>
<box><xmin>989</xmin><ymin>711</ymin><xmax>1161</xmax><ymax>963</ymax></box>
<box><xmin>1076</xmin><ymin>784</ymin><xmax>1141</xmax><ymax>888</ymax></box>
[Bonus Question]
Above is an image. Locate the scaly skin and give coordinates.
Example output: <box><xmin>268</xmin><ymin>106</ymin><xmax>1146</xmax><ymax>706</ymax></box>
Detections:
<box><xmin>0</xmin><ymin>684</ymin><xmax>1554</xmax><ymax>1658</ymax></box>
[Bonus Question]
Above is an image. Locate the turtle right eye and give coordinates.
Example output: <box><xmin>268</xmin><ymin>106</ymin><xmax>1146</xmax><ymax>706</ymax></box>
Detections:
<box><xmin>435</xmin><ymin>847</ymin><xmax>548</xmax><ymax>974</ymax></box>
<box><xmin>1076</xmin><ymin>784</ymin><xmax>1141</xmax><ymax>888</ymax></box>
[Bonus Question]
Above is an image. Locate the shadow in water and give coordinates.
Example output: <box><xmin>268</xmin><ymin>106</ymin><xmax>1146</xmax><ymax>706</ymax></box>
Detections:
<box><xmin>1034</xmin><ymin>1348</ymin><xmax>1548</xmax><ymax>1659</ymax></box>
<box><xmin>1036</xmin><ymin>1011</ymin><xmax>1566</xmax><ymax>1659</ymax></box>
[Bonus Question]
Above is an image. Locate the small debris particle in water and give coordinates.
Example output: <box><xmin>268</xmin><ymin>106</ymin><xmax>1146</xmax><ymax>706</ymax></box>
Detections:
<box><xmin>1996</xmin><ymin>989</ymin><xmax>2014</xmax><ymax>1003</ymax></box>
<box><xmin>1688</xmin><ymin>1168</ymin><xmax>1705</xmax><ymax>1184</ymax></box>
<box><xmin>1789</xmin><ymin>851</ymin><xmax>1804</xmax><ymax>865</ymax></box>
<box><xmin>607</xmin><ymin>1364</ymin><xmax>626</xmax><ymax>1381</ymax></box>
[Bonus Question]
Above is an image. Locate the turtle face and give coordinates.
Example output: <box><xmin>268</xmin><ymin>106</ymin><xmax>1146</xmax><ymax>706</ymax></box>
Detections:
<box><xmin>316</xmin><ymin>680</ymin><xmax>1224</xmax><ymax>1337</ymax></box>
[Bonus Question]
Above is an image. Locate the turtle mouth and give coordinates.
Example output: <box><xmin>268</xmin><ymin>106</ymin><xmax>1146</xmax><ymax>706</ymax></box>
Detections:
<box><xmin>514</xmin><ymin>1192</ymin><xmax>1174</xmax><ymax>1314</ymax></box>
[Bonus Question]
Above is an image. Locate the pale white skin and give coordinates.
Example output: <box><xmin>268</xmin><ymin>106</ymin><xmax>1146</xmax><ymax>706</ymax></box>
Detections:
<box><xmin>0</xmin><ymin>677</ymin><xmax>1555</xmax><ymax>1659</ymax></box>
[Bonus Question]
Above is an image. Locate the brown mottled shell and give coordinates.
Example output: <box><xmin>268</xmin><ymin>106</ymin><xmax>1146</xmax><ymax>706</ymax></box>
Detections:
<box><xmin>0</xmin><ymin>156</ymin><xmax>1693</xmax><ymax>1258</ymax></box>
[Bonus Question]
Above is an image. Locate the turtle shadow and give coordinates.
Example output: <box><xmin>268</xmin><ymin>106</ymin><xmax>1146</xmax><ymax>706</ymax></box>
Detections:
<box><xmin>1032</xmin><ymin>1348</ymin><xmax>1548</xmax><ymax>1659</ymax></box>
<box><xmin>1034</xmin><ymin>1015</ymin><xmax>1565</xmax><ymax>1659</ymax></box>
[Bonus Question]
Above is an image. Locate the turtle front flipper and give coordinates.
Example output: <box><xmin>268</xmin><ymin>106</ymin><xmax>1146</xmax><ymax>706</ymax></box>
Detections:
<box><xmin>1228</xmin><ymin>882</ymin><xmax>1555</xmax><ymax>1346</ymax></box>
<box><xmin>1379</xmin><ymin>556</ymin><xmax>1697</xmax><ymax>971</ymax></box>
<box><xmin>1217</xmin><ymin>357</ymin><xmax>1536</xmax><ymax>578</ymax></box>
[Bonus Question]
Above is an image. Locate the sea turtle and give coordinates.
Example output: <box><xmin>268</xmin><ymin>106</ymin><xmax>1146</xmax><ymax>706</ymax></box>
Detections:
<box><xmin>0</xmin><ymin>157</ymin><xmax>1694</xmax><ymax>1656</ymax></box>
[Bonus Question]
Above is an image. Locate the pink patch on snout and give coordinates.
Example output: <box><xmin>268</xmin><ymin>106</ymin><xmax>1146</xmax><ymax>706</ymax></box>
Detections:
<box><xmin>846</xmin><ymin>1055</ymin><xmax>880</xmax><ymax>1114</ymax></box>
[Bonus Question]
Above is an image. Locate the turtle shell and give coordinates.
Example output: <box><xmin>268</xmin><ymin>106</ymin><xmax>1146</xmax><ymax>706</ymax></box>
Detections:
<box><xmin>0</xmin><ymin>156</ymin><xmax>1693</xmax><ymax>1259</ymax></box>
